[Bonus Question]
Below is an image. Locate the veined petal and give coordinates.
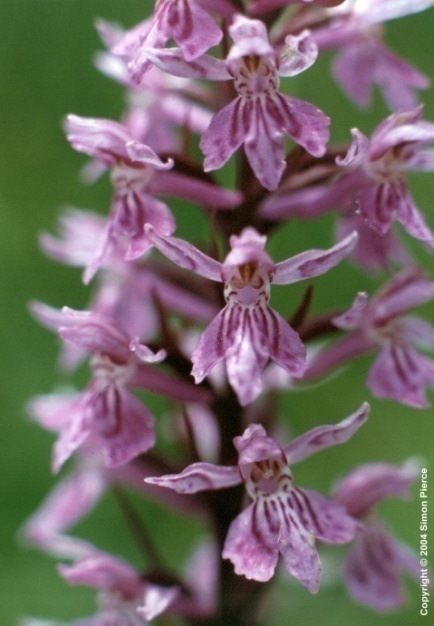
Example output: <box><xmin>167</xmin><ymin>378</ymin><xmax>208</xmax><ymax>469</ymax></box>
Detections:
<box><xmin>191</xmin><ymin>307</ymin><xmax>234</xmax><ymax>383</ymax></box>
<box><xmin>58</xmin><ymin>552</ymin><xmax>142</xmax><ymax>596</ymax></box>
<box><xmin>145</xmin><ymin>462</ymin><xmax>241</xmax><ymax>493</ymax></box>
<box><xmin>334</xmin><ymin>461</ymin><xmax>418</xmax><ymax>518</ymax></box>
<box><xmin>273</xmin><ymin>231</ymin><xmax>357</xmax><ymax>284</ymax></box>
<box><xmin>367</xmin><ymin>345</ymin><xmax>434</xmax><ymax>408</ymax></box>
<box><xmin>279</xmin><ymin>30</ymin><xmax>318</xmax><ymax>77</ymax></box>
<box><xmin>284</xmin><ymin>403</ymin><xmax>369</xmax><ymax>464</ymax></box>
<box><xmin>144</xmin><ymin>224</ymin><xmax>222</xmax><ymax>281</ymax></box>
<box><xmin>244</xmin><ymin>97</ymin><xmax>287</xmax><ymax>191</ymax></box>
<box><xmin>343</xmin><ymin>524</ymin><xmax>413</xmax><ymax>611</ymax></box>
<box><xmin>272</xmin><ymin>92</ymin><xmax>330</xmax><ymax>158</ymax></box>
<box><xmin>222</xmin><ymin>501</ymin><xmax>279</xmax><ymax>582</ymax></box>
<box><xmin>370</xmin><ymin>267</ymin><xmax>434</xmax><ymax>323</ymax></box>
<box><xmin>291</xmin><ymin>488</ymin><xmax>358</xmax><ymax>543</ymax></box>
<box><xmin>139</xmin><ymin>47</ymin><xmax>230</xmax><ymax>80</ymax></box>
<box><xmin>167</xmin><ymin>0</ymin><xmax>222</xmax><ymax>61</ymax></box>
<box><xmin>91</xmin><ymin>386</ymin><xmax>156</xmax><ymax>467</ymax></box>
<box><xmin>200</xmin><ymin>97</ymin><xmax>251</xmax><ymax>173</ymax></box>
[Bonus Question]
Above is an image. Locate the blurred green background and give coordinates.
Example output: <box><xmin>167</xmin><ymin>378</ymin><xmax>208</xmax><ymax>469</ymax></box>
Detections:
<box><xmin>1</xmin><ymin>1</ymin><xmax>433</xmax><ymax>624</ymax></box>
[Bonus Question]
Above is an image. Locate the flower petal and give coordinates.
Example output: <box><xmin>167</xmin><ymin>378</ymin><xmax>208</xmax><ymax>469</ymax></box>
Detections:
<box><xmin>144</xmin><ymin>224</ymin><xmax>222</xmax><ymax>281</ymax></box>
<box><xmin>284</xmin><ymin>403</ymin><xmax>369</xmax><ymax>464</ymax></box>
<box><xmin>200</xmin><ymin>97</ymin><xmax>251</xmax><ymax>173</ymax></box>
<box><xmin>145</xmin><ymin>462</ymin><xmax>242</xmax><ymax>494</ymax></box>
<box><xmin>273</xmin><ymin>231</ymin><xmax>357</xmax><ymax>284</ymax></box>
<box><xmin>279</xmin><ymin>30</ymin><xmax>318</xmax><ymax>77</ymax></box>
<box><xmin>222</xmin><ymin>501</ymin><xmax>279</xmax><ymax>582</ymax></box>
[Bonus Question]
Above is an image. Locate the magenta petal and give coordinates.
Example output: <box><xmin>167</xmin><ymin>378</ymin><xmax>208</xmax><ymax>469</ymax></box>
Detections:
<box><xmin>370</xmin><ymin>267</ymin><xmax>434</xmax><ymax>324</ymax></box>
<box><xmin>343</xmin><ymin>524</ymin><xmax>412</xmax><ymax>611</ymax></box>
<box><xmin>200</xmin><ymin>98</ymin><xmax>250</xmax><ymax>173</ymax></box>
<box><xmin>279</xmin><ymin>30</ymin><xmax>318</xmax><ymax>77</ymax></box>
<box><xmin>222</xmin><ymin>501</ymin><xmax>279</xmax><ymax>582</ymax></box>
<box><xmin>145</xmin><ymin>462</ymin><xmax>241</xmax><ymax>494</ymax></box>
<box><xmin>401</xmin><ymin>316</ymin><xmax>434</xmax><ymax>350</ymax></box>
<box><xmin>265</xmin><ymin>308</ymin><xmax>307</xmax><ymax>377</ymax></box>
<box><xmin>292</xmin><ymin>488</ymin><xmax>358</xmax><ymax>544</ymax></box>
<box><xmin>273</xmin><ymin>231</ymin><xmax>357</xmax><ymax>284</ymax></box>
<box><xmin>358</xmin><ymin>182</ymin><xmax>400</xmax><ymax>237</ymax></box>
<box><xmin>367</xmin><ymin>345</ymin><xmax>434</xmax><ymax>408</ymax></box>
<box><xmin>284</xmin><ymin>402</ymin><xmax>369</xmax><ymax>464</ymax></box>
<box><xmin>394</xmin><ymin>185</ymin><xmax>434</xmax><ymax>245</ymax></box>
<box><xmin>334</xmin><ymin>461</ymin><xmax>418</xmax><ymax>518</ymax></box>
<box><xmin>273</xmin><ymin>93</ymin><xmax>330</xmax><ymax>158</ymax></box>
<box><xmin>144</xmin><ymin>224</ymin><xmax>222</xmax><ymax>281</ymax></box>
<box><xmin>278</xmin><ymin>518</ymin><xmax>321</xmax><ymax>594</ymax></box>
<box><xmin>59</xmin><ymin>552</ymin><xmax>141</xmax><ymax>596</ymax></box>
<box><xmin>91</xmin><ymin>386</ymin><xmax>156</xmax><ymax>467</ymax></box>
<box><xmin>166</xmin><ymin>0</ymin><xmax>222</xmax><ymax>61</ymax></box>
<box><xmin>244</xmin><ymin>98</ymin><xmax>287</xmax><ymax>191</ymax></box>
<box><xmin>141</xmin><ymin>47</ymin><xmax>230</xmax><ymax>80</ymax></box>
<box><xmin>191</xmin><ymin>308</ymin><xmax>231</xmax><ymax>383</ymax></box>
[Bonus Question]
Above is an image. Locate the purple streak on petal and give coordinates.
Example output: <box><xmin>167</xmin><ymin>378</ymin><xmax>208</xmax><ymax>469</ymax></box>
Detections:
<box><xmin>279</xmin><ymin>30</ymin><xmax>318</xmax><ymax>77</ymax></box>
<box><xmin>145</xmin><ymin>462</ymin><xmax>241</xmax><ymax>493</ymax></box>
<box><xmin>335</xmin><ymin>212</ymin><xmax>410</xmax><ymax>274</ymax></box>
<box><xmin>222</xmin><ymin>501</ymin><xmax>279</xmax><ymax>582</ymax></box>
<box><xmin>284</xmin><ymin>402</ymin><xmax>369</xmax><ymax>464</ymax></box>
<box><xmin>265</xmin><ymin>308</ymin><xmax>307</xmax><ymax>377</ymax></box>
<box><xmin>244</xmin><ymin>98</ymin><xmax>287</xmax><ymax>191</ymax></box>
<box><xmin>367</xmin><ymin>344</ymin><xmax>434</xmax><ymax>408</ymax></box>
<box><xmin>370</xmin><ymin>267</ymin><xmax>434</xmax><ymax>324</ymax></box>
<box><xmin>273</xmin><ymin>231</ymin><xmax>357</xmax><ymax>284</ymax></box>
<box><xmin>200</xmin><ymin>97</ymin><xmax>251</xmax><ymax>173</ymax></box>
<box><xmin>291</xmin><ymin>488</ymin><xmax>358</xmax><ymax>543</ymax></box>
<box><xmin>144</xmin><ymin>224</ymin><xmax>222</xmax><ymax>281</ymax></box>
<box><xmin>333</xmin><ymin>293</ymin><xmax>368</xmax><ymax>331</ymax></box>
<box><xmin>166</xmin><ymin>0</ymin><xmax>223</xmax><ymax>61</ymax></box>
<box><xmin>304</xmin><ymin>332</ymin><xmax>373</xmax><ymax>381</ymax></box>
<box><xmin>191</xmin><ymin>308</ymin><xmax>232</xmax><ymax>383</ymax></box>
<box><xmin>139</xmin><ymin>47</ymin><xmax>230</xmax><ymax>80</ymax></box>
<box><xmin>334</xmin><ymin>461</ymin><xmax>418</xmax><ymax>518</ymax></box>
<box><xmin>343</xmin><ymin>524</ymin><xmax>410</xmax><ymax>611</ymax></box>
<box><xmin>375</xmin><ymin>46</ymin><xmax>430</xmax><ymax>112</ymax></box>
<box><xmin>91</xmin><ymin>385</ymin><xmax>156</xmax><ymax>467</ymax></box>
<box><xmin>358</xmin><ymin>183</ymin><xmax>396</xmax><ymax>236</ymax></box>
<box><xmin>277</xmin><ymin>510</ymin><xmax>321</xmax><ymax>593</ymax></box>
<box><xmin>272</xmin><ymin>93</ymin><xmax>330</xmax><ymax>158</ymax></box>
<box><xmin>152</xmin><ymin>170</ymin><xmax>242</xmax><ymax>209</ymax></box>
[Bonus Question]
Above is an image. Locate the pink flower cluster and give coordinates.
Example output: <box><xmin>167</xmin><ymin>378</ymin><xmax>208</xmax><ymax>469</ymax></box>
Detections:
<box><xmin>23</xmin><ymin>1</ymin><xmax>433</xmax><ymax>624</ymax></box>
